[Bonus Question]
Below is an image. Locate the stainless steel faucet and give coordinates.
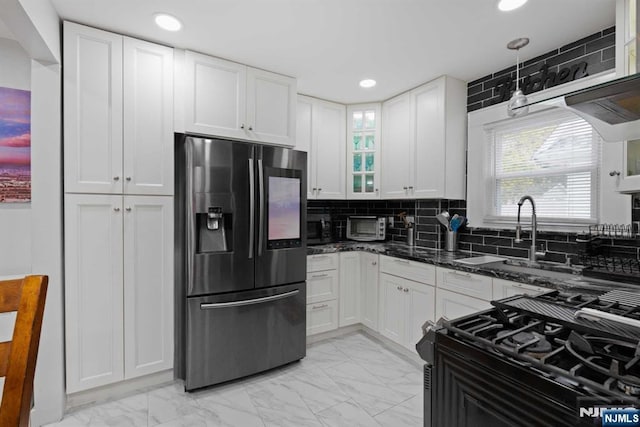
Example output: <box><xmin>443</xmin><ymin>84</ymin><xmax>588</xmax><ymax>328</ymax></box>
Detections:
<box><xmin>514</xmin><ymin>195</ymin><xmax>546</xmax><ymax>263</ymax></box>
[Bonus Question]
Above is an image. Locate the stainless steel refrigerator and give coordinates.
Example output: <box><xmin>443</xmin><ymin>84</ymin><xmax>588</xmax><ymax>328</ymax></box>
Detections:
<box><xmin>174</xmin><ymin>134</ymin><xmax>307</xmax><ymax>391</ymax></box>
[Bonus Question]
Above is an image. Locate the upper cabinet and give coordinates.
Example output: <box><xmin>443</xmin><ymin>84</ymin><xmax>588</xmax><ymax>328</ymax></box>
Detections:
<box><xmin>184</xmin><ymin>51</ymin><xmax>296</xmax><ymax>146</ymax></box>
<box><xmin>347</xmin><ymin>104</ymin><xmax>381</xmax><ymax>199</ymax></box>
<box><xmin>381</xmin><ymin>76</ymin><xmax>467</xmax><ymax>200</ymax></box>
<box><xmin>64</xmin><ymin>22</ymin><xmax>174</xmax><ymax>195</ymax></box>
<box><xmin>296</xmin><ymin>95</ymin><xmax>346</xmax><ymax>199</ymax></box>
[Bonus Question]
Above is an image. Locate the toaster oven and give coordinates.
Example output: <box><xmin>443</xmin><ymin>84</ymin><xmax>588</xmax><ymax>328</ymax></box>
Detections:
<box><xmin>347</xmin><ymin>216</ymin><xmax>386</xmax><ymax>241</ymax></box>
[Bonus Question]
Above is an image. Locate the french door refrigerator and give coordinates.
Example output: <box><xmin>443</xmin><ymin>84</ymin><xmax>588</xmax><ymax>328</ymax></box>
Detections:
<box><xmin>174</xmin><ymin>134</ymin><xmax>307</xmax><ymax>391</ymax></box>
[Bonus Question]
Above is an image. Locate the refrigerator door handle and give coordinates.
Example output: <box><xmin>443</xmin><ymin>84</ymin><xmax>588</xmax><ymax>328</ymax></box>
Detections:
<box><xmin>249</xmin><ymin>158</ymin><xmax>255</xmax><ymax>259</ymax></box>
<box><xmin>258</xmin><ymin>159</ymin><xmax>264</xmax><ymax>257</ymax></box>
<box><xmin>200</xmin><ymin>289</ymin><xmax>299</xmax><ymax>309</ymax></box>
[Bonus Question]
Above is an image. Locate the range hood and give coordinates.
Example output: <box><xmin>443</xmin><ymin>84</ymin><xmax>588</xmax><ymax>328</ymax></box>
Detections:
<box><xmin>521</xmin><ymin>73</ymin><xmax>640</xmax><ymax>142</ymax></box>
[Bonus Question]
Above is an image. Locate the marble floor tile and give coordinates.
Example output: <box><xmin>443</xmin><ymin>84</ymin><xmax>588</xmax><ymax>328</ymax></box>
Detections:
<box><xmin>374</xmin><ymin>394</ymin><xmax>423</xmax><ymax>427</ymax></box>
<box><xmin>45</xmin><ymin>331</ymin><xmax>424</xmax><ymax>427</ymax></box>
<box><xmin>316</xmin><ymin>399</ymin><xmax>381</xmax><ymax>427</ymax></box>
<box><xmin>323</xmin><ymin>360</ymin><xmax>414</xmax><ymax>417</ymax></box>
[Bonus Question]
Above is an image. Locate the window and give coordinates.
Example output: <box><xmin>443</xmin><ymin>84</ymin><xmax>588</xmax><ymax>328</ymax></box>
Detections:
<box><xmin>486</xmin><ymin>109</ymin><xmax>601</xmax><ymax>224</ymax></box>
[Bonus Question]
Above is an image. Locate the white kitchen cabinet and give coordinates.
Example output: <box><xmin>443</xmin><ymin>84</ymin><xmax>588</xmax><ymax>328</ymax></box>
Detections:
<box><xmin>435</xmin><ymin>288</ymin><xmax>492</xmax><ymax>322</ymax></box>
<box><xmin>360</xmin><ymin>252</ymin><xmax>379</xmax><ymax>331</ymax></box>
<box><xmin>339</xmin><ymin>252</ymin><xmax>361</xmax><ymax>327</ymax></box>
<box><xmin>64</xmin><ymin>22</ymin><xmax>174</xmax><ymax>196</ymax></box>
<box><xmin>381</xmin><ymin>76</ymin><xmax>466</xmax><ymax>199</ymax></box>
<box><xmin>306</xmin><ymin>253</ymin><xmax>340</xmax><ymax>335</ymax></box>
<box><xmin>492</xmin><ymin>278</ymin><xmax>547</xmax><ymax>299</ymax></box>
<box><xmin>65</xmin><ymin>194</ymin><xmax>174</xmax><ymax>392</ymax></box>
<box><xmin>379</xmin><ymin>273</ymin><xmax>435</xmax><ymax>351</ymax></box>
<box><xmin>605</xmin><ymin>139</ymin><xmax>640</xmax><ymax>199</ymax></box>
<box><xmin>185</xmin><ymin>51</ymin><xmax>296</xmax><ymax>146</ymax></box>
<box><xmin>296</xmin><ymin>95</ymin><xmax>346</xmax><ymax>199</ymax></box>
<box><xmin>379</xmin><ymin>255</ymin><xmax>436</xmax><ymax>284</ymax></box>
<box><xmin>436</xmin><ymin>267</ymin><xmax>493</xmax><ymax>301</ymax></box>
<box><xmin>64</xmin><ymin>194</ymin><xmax>124</xmax><ymax>392</ymax></box>
<box><xmin>123</xmin><ymin>196</ymin><xmax>174</xmax><ymax>379</ymax></box>
<box><xmin>347</xmin><ymin>104</ymin><xmax>382</xmax><ymax>199</ymax></box>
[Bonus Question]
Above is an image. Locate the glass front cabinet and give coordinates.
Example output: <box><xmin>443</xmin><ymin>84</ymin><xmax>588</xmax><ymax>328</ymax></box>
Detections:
<box><xmin>347</xmin><ymin>104</ymin><xmax>381</xmax><ymax>199</ymax></box>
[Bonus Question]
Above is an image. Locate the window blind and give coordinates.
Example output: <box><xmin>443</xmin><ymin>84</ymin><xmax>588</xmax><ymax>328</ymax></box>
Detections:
<box><xmin>489</xmin><ymin>110</ymin><xmax>601</xmax><ymax>222</ymax></box>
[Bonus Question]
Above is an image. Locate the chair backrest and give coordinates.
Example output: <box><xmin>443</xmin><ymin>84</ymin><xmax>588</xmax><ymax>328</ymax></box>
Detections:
<box><xmin>0</xmin><ymin>275</ymin><xmax>48</xmax><ymax>427</ymax></box>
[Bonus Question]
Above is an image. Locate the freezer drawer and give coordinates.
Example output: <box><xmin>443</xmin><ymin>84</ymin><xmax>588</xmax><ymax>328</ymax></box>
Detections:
<box><xmin>185</xmin><ymin>283</ymin><xmax>306</xmax><ymax>390</ymax></box>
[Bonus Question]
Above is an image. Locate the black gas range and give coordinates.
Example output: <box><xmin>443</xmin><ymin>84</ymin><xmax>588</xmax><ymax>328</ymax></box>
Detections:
<box><xmin>417</xmin><ymin>289</ymin><xmax>640</xmax><ymax>427</ymax></box>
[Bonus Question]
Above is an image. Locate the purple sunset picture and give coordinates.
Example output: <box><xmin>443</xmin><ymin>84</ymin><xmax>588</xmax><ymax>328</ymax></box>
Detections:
<box><xmin>268</xmin><ymin>176</ymin><xmax>300</xmax><ymax>240</ymax></box>
<box><xmin>0</xmin><ymin>87</ymin><xmax>31</xmax><ymax>203</ymax></box>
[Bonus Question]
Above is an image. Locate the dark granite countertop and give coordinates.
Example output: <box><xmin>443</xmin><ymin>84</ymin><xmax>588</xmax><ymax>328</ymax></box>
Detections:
<box><xmin>308</xmin><ymin>241</ymin><xmax>640</xmax><ymax>296</ymax></box>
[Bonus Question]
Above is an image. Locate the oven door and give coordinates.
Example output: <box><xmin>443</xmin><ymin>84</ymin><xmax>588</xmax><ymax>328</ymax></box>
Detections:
<box><xmin>431</xmin><ymin>334</ymin><xmax>595</xmax><ymax>427</ymax></box>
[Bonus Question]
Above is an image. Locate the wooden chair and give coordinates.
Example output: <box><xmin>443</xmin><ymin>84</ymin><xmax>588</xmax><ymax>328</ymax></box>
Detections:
<box><xmin>0</xmin><ymin>275</ymin><xmax>48</xmax><ymax>427</ymax></box>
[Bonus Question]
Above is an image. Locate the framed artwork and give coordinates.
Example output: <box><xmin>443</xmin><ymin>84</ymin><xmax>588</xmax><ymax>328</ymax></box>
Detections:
<box><xmin>0</xmin><ymin>87</ymin><xmax>30</xmax><ymax>203</ymax></box>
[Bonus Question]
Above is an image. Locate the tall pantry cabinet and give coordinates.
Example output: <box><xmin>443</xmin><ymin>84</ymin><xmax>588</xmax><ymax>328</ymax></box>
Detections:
<box><xmin>63</xmin><ymin>22</ymin><xmax>174</xmax><ymax>393</ymax></box>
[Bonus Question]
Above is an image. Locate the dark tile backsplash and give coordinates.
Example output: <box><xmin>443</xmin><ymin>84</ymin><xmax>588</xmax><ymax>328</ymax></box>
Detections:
<box><xmin>467</xmin><ymin>26</ymin><xmax>615</xmax><ymax>112</ymax></box>
<box><xmin>309</xmin><ymin>196</ymin><xmax>640</xmax><ymax>265</ymax></box>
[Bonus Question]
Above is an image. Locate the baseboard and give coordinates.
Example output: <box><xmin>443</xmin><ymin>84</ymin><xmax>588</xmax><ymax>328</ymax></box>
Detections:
<box><xmin>30</xmin><ymin>405</ymin><xmax>65</xmax><ymax>427</ymax></box>
<box><xmin>307</xmin><ymin>323</ymin><xmax>424</xmax><ymax>367</ymax></box>
<box><xmin>65</xmin><ymin>369</ymin><xmax>174</xmax><ymax>410</ymax></box>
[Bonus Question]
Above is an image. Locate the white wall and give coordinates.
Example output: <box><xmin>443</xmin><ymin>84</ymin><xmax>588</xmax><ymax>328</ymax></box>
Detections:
<box><xmin>0</xmin><ymin>37</ymin><xmax>32</xmax><ymax>275</ymax></box>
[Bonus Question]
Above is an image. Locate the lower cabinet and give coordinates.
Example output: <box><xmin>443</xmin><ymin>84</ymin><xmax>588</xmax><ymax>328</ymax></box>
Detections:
<box><xmin>64</xmin><ymin>194</ymin><xmax>174</xmax><ymax>393</ymax></box>
<box><xmin>339</xmin><ymin>252</ymin><xmax>361</xmax><ymax>327</ymax></box>
<box><xmin>360</xmin><ymin>252</ymin><xmax>379</xmax><ymax>331</ymax></box>
<box><xmin>307</xmin><ymin>300</ymin><xmax>339</xmax><ymax>335</ymax></box>
<box><xmin>306</xmin><ymin>254</ymin><xmax>339</xmax><ymax>335</ymax></box>
<box><xmin>379</xmin><ymin>273</ymin><xmax>435</xmax><ymax>351</ymax></box>
<box><xmin>493</xmin><ymin>278</ymin><xmax>547</xmax><ymax>298</ymax></box>
<box><xmin>435</xmin><ymin>288</ymin><xmax>491</xmax><ymax>321</ymax></box>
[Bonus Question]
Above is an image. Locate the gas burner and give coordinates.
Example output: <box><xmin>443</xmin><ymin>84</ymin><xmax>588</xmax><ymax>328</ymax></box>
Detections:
<box><xmin>497</xmin><ymin>330</ymin><xmax>553</xmax><ymax>357</ymax></box>
<box><xmin>618</xmin><ymin>380</ymin><xmax>640</xmax><ymax>397</ymax></box>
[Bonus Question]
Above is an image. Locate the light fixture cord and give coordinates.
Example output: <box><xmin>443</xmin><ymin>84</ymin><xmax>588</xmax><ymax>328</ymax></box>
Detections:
<box><xmin>516</xmin><ymin>50</ymin><xmax>520</xmax><ymax>92</ymax></box>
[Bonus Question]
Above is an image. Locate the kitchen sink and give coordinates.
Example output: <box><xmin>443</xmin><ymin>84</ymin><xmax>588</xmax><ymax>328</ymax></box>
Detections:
<box><xmin>454</xmin><ymin>255</ymin><xmax>506</xmax><ymax>265</ymax></box>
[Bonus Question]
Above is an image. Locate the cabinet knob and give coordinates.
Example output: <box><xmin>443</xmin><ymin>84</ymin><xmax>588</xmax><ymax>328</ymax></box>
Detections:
<box><xmin>241</xmin><ymin>124</ymin><xmax>245</xmax><ymax>129</ymax></box>
<box><xmin>249</xmin><ymin>126</ymin><xmax>253</xmax><ymax>131</ymax></box>
<box><xmin>126</xmin><ymin>176</ymin><xmax>132</xmax><ymax>181</ymax></box>
<box><xmin>408</xmin><ymin>186</ymin><xmax>414</xmax><ymax>190</ymax></box>
<box><xmin>609</xmin><ymin>170</ymin><xmax>621</xmax><ymax>176</ymax></box>
<box><xmin>403</xmin><ymin>288</ymin><xmax>409</xmax><ymax>292</ymax></box>
<box><xmin>125</xmin><ymin>207</ymin><xmax>132</xmax><ymax>212</ymax></box>
<box><xmin>375</xmin><ymin>188</ymin><xmax>379</xmax><ymax>193</ymax></box>
<box><xmin>396</xmin><ymin>286</ymin><xmax>403</xmax><ymax>291</ymax></box>
<box><xmin>403</xmin><ymin>186</ymin><xmax>408</xmax><ymax>190</ymax></box>
<box><xmin>113</xmin><ymin>176</ymin><xmax>120</xmax><ymax>181</ymax></box>
<box><xmin>312</xmin><ymin>187</ymin><xmax>317</xmax><ymax>191</ymax></box>
<box><xmin>318</xmin><ymin>188</ymin><xmax>322</xmax><ymax>193</ymax></box>
<box><xmin>113</xmin><ymin>207</ymin><xmax>120</xmax><ymax>212</ymax></box>
<box><xmin>372</xmin><ymin>261</ymin><xmax>377</xmax><ymax>265</ymax></box>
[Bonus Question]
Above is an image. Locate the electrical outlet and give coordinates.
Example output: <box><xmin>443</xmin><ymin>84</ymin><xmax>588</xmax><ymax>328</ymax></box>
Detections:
<box><xmin>388</xmin><ymin>216</ymin><xmax>394</xmax><ymax>226</ymax></box>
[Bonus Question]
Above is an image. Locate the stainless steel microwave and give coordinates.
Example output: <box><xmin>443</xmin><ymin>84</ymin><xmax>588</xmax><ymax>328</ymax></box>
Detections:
<box><xmin>347</xmin><ymin>216</ymin><xmax>386</xmax><ymax>241</ymax></box>
<box><xmin>307</xmin><ymin>213</ymin><xmax>333</xmax><ymax>245</ymax></box>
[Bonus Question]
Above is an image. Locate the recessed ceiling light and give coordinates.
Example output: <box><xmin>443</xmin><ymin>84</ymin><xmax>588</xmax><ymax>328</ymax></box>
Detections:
<box><xmin>359</xmin><ymin>79</ymin><xmax>376</xmax><ymax>88</ymax></box>
<box><xmin>154</xmin><ymin>13</ymin><xmax>182</xmax><ymax>31</ymax></box>
<box><xmin>498</xmin><ymin>0</ymin><xmax>527</xmax><ymax>11</ymax></box>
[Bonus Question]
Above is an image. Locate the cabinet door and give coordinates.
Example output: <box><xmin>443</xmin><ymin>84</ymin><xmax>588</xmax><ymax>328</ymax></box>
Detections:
<box><xmin>381</xmin><ymin>94</ymin><xmax>412</xmax><ymax>199</ymax></box>
<box><xmin>601</xmin><ymin>141</ymin><xmax>633</xmax><ymax>222</ymax></box>
<box><xmin>435</xmin><ymin>288</ymin><xmax>491</xmax><ymax>322</ymax></box>
<box><xmin>314</xmin><ymin>100</ymin><xmax>346</xmax><ymax>199</ymax></box>
<box><xmin>339</xmin><ymin>252</ymin><xmax>361</xmax><ymax>327</ymax></box>
<box><xmin>361</xmin><ymin>252</ymin><xmax>379</xmax><ymax>331</ymax></box>
<box><xmin>246</xmin><ymin>67</ymin><xmax>296</xmax><ymax>146</ymax></box>
<box><xmin>378</xmin><ymin>273</ymin><xmax>406</xmax><ymax>345</ymax></box>
<box><xmin>184</xmin><ymin>51</ymin><xmax>246</xmax><ymax>139</ymax></box>
<box><xmin>307</xmin><ymin>300</ymin><xmax>338</xmax><ymax>336</ymax></box>
<box><xmin>123</xmin><ymin>38</ymin><xmax>174</xmax><ymax>196</ymax></box>
<box><xmin>492</xmin><ymin>278</ymin><xmax>546</xmax><ymax>299</ymax></box>
<box><xmin>412</xmin><ymin>81</ymin><xmax>445</xmax><ymax>198</ymax></box>
<box><xmin>347</xmin><ymin>104</ymin><xmax>381</xmax><ymax>199</ymax></box>
<box><xmin>64</xmin><ymin>194</ymin><xmax>124</xmax><ymax>392</ymax></box>
<box><xmin>123</xmin><ymin>196</ymin><xmax>174</xmax><ymax>379</ymax></box>
<box><xmin>307</xmin><ymin>269</ymin><xmax>338</xmax><ymax>303</ymax></box>
<box><xmin>64</xmin><ymin>22</ymin><xmax>123</xmax><ymax>194</ymax></box>
<box><xmin>405</xmin><ymin>281</ymin><xmax>435</xmax><ymax>351</ymax></box>
<box><xmin>296</xmin><ymin>95</ymin><xmax>315</xmax><ymax>199</ymax></box>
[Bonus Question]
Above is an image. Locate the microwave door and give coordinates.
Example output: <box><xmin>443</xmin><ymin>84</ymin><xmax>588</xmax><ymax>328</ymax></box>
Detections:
<box><xmin>255</xmin><ymin>145</ymin><xmax>307</xmax><ymax>288</ymax></box>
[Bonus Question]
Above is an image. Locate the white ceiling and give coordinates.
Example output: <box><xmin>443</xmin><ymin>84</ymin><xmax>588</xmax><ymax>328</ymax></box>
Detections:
<box><xmin>51</xmin><ymin>0</ymin><xmax>616</xmax><ymax>104</ymax></box>
<box><xmin>0</xmin><ymin>16</ymin><xmax>15</xmax><ymax>40</ymax></box>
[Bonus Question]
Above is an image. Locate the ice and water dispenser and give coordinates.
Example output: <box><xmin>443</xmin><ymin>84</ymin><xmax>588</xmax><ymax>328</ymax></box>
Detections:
<box><xmin>196</xmin><ymin>206</ymin><xmax>232</xmax><ymax>253</ymax></box>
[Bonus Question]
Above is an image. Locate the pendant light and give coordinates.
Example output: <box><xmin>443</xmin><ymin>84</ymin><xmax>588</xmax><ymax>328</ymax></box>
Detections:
<box><xmin>507</xmin><ymin>37</ymin><xmax>530</xmax><ymax>117</ymax></box>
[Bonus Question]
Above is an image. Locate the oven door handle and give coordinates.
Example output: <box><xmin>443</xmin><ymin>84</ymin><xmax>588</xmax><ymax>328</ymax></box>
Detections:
<box><xmin>574</xmin><ymin>307</ymin><xmax>640</xmax><ymax>329</ymax></box>
<box><xmin>200</xmin><ymin>290</ymin><xmax>299</xmax><ymax>310</ymax></box>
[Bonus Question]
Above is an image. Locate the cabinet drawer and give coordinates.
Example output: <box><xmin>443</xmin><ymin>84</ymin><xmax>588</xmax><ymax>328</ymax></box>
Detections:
<box><xmin>436</xmin><ymin>267</ymin><xmax>493</xmax><ymax>301</ymax></box>
<box><xmin>379</xmin><ymin>255</ymin><xmax>436</xmax><ymax>284</ymax></box>
<box><xmin>493</xmin><ymin>278</ymin><xmax>547</xmax><ymax>299</ymax></box>
<box><xmin>307</xmin><ymin>270</ymin><xmax>339</xmax><ymax>303</ymax></box>
<box><xmin>306</xmin><ymin>300</ymin><xmax>338</xmax><ymax>336</ymax></box>
<box><xmin>435</xmin><ymin>288</ymin><xmax>492</xmax><ymax>321</ymax></box>
<box><xmin>307</xmin><ymin>254</ymin><xmax>339</xmax><ymax>273</ymax></box>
